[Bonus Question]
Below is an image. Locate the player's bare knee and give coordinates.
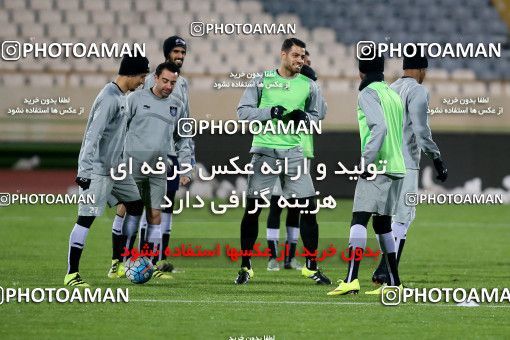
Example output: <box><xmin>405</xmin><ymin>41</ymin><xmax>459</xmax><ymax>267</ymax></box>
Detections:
<box><xmin>116</xmin><ymin>204</ymin><xmax>126</xmax><ymax>217</ymax></box>
<box><xmin>148</xmin><ymin>208</ymin><xmax>161</xmax><ymax>225</ymax></box>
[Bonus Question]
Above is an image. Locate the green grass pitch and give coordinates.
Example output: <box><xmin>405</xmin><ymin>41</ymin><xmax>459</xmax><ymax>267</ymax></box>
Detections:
<box><xmin>0</xmin><ymin>201</ymin><xmax>509</xmax><ymax>339</ymax></box>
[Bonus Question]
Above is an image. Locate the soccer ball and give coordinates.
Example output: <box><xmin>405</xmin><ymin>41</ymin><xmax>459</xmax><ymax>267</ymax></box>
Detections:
<box><xmin>125</xmin><ymin>257</ymin><xmax>154</xmax><ymax>284</ymax></box>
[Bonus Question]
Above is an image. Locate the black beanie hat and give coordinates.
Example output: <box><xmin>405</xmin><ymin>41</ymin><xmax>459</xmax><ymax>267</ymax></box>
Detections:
<box><xmin>300</xmin><ymin>64</ymin><xmax>317</xmax><ymax>81</ymax></box>
<box><xmin>118</xmin><ymin>54</ymin><xmax>150</xmax><ymax>76</ymax></box>
<box><xmin>403</xmin><ymin>55</ymin><xmax>428</xmax><ymax>70</ymax></box>
<box><xmin>359</xmin><ymin>55</ymin><xmax>385</xmax><ymax>74</ymax></box>
<box><xmin>163</xmin><ymin>36</ymin><xmax>187</xmax><ymax>58</ymax></box>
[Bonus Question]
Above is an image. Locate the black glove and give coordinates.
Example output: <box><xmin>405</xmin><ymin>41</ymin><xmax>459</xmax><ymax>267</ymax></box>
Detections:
<box><xmin>270</xmin><ymin>105</ymin><xmax>286</xmax><ymax>120</ymax></box>
<box><xmin>358</xmin><ymin>159</ymin><xmax>370</xmax><ymax>180</ymax></box>
<box><xmin>75</xmin><ymin>177</ymin><xmax>91</xmax><ymax>190</ymax></box>
<box><xmin>433</xmin><ymin>157</ymin><xmax>448</xmax><ymax>182</ymax></box>
<box><xmin>286</xmin><ymin>109</ymin><xmax>310</xmax><ymax>125</ymax></box>
<box><xmin>359</xmin><ymin>172</ymin><xmax>369</xmax><ymax>180</ymax></box>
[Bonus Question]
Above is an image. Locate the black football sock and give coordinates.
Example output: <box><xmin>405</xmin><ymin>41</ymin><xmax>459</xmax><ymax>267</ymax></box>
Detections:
<box><xmin>285</xmin><ymin>207</ymin><xmax>300</xmax><ymax>263</ymax></box>
<box><xmin>240</xmin><ymin>198</ymin><xmax>261</xmax><ymax>269</ymax></box>
<box><xmin>267</xmin><ymin>239</ymin><xmax>278</xmax><ymax>259</ymax></box>
<box><xmin>345</xmin><ymin>212</ymin><xmax>370</xmax><ymax>282</ymax></box>
<box><xmin>266</xmin><ymin>196</ymin><xmax>282</xmax><ymax>260</ymax></box>
<box><xmin>298</xmin><ymin>198</ymin><xmax>318</xmax><ymax>271</ymax></box>
<box><xmin>112</xmin><ymin>214</ymin><xmax>126</xmax><ymax>261</ymax></box>
<box><xmin>344</xmin><ymin>225</ymin><xmax>367</xmax><ymax>282</ymax></box>
<box><xmin>391</xmin><ymin>221</ymin><xmax>409</xmax><ymax>266</ymax></box>
<box><xmin>161</xmin><ymin>233</ymin><xmax>170</xmax><ymax>261</ymax></box>
<box><xmin>67</xmin><ymin>216</ymin><xmax>94</xmax><ymax>274</ymax></box>
<box><xmin>288</xmin><ymin>242</ymin><xmax>297</xmax><ymax>261</ymax></box>
<box><xmin>374</xmin><ymin>216</ymin><xmax>401</xmax><ymax>286</ymax></box>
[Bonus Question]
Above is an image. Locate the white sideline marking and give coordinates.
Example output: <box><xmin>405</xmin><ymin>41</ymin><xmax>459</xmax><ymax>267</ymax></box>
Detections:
<box><xmin>132</xmin><ymin>299</ymin><xmax>376</xmax><ymax>306</ymax></box>
<box><xmin>131</xmin><ymin>299</ymin><xmax>510</xmax><ymax>308</ymax></box>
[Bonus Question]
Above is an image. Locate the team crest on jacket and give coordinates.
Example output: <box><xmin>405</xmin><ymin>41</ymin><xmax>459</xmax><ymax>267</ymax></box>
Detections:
<box><xmin>169</xmin><ymin>106</ymin><xmax>177</xmax><ymax>116</ymax></box>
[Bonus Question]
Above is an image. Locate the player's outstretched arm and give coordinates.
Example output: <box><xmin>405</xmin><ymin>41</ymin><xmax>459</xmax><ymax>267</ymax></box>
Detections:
<box><xmin>359</xmin><ymin>88</ymin><xmax>387</xmax><ymax>165</ymax></box>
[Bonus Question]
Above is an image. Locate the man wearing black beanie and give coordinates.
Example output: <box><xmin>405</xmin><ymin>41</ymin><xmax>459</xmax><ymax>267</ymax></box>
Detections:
<box><xmin>110</xmin><ymin>35</ymin><xmax>195</xmax><ymax>275</ymax></box>
<box><xmin>371</xmin><ymin>50</ymin><xmax>448</xmax><ymax>285</ymax></box>
<box><xmin>301</xmin><ymin>50</ymin><xmax>317</xmax><ymax>81</ymax></box>
<box><xmin>65</xmin><ymin>54</ymin><xmax>149</xmax><ymax>286</ymax></box>
<box><xmin>328</xmin><ymin>47</ymin><xmax>405</xmax><ymax>296</ymax></box>
<box><xmin>118</xmin><ymin>54</ymin><xmax>150</xmax><ymax>77</ymax></box>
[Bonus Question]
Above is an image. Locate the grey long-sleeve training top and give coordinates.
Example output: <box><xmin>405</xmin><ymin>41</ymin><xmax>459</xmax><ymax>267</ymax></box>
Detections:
<box><xmin>390</xmin><ymin>77</ymin><xmax>441</xmax><ymax>169</ymax></box>
<box><xmin>124</xmin><ymin>87</ymin><xmax>193</xmax><ymax>178</ymax></box>
<box><xmin>77</xmin><ymin>82</ymin><xmax>128</xmax><ymax>178</ymax></box>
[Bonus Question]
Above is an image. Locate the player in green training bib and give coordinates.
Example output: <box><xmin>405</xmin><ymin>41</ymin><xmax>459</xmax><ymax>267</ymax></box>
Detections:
<box><xmin>235</xmin><ymin>38</ymin><xmax>330</xmax><ymax>285</ymax></box>
<box><xmin>328</xmin><ymin>50</ymin><xmax>406</xmax><ymax>296</ymax></box>
<box><xmin>371</xmin><ymin>51</ymin><xmax>448</xmax><ymax>285</ymax></box>
<box><xmin>265</xmin><ymin>50</ymin><xmax>327</xmax><ymax>272</ymax></box>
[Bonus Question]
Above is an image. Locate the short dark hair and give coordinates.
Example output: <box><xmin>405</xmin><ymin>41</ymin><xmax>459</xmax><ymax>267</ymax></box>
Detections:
<box><xmin>281</xmin><ymin>38</ymin><xmax>306</xmax><ymax>52</ymax></box>
<box><xmin>155</xmin><ymin>62</ymin><xmax>180</xmax><ymax>77</ymax></box>
<box><xmin>305</xmin><ymin>50</ymin><xmax>310</xmax><ymax>56</ymax></box>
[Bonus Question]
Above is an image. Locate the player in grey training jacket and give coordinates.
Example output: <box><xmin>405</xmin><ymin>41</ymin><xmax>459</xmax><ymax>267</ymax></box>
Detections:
<box><xmin>371</xmin><ymin>53</ymin><xmax>448</xmax><ymax>285</ymax></box>
<box><xmin>108</xmin><ymin>36</ymin><xmax>195</xmax><ymax>276</ymax></box>
<box><xmin>65</xmin><ymin>54</ymin><xmax>149</xmax><ymax>287</ymax></box>
<box><xmin>142</xmin><ymin>36</ymin><xmax>194</xmax><ymax>271</ymax></box>
<box><xmin>117</xmin><ymin>62</ymin><xmax>193</xmax><ymax>278</ymax></box>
